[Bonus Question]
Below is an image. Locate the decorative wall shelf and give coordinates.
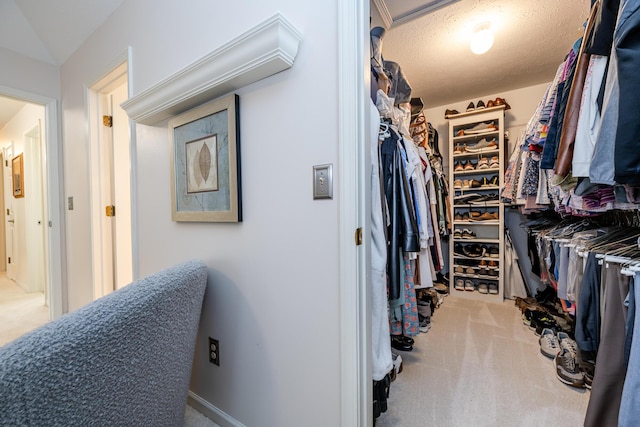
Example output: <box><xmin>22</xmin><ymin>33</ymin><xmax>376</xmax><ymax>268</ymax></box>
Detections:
<box><xmin>121</xmin><ymin>13</ymin><xmax>301</xmax><ymax>125</ymax></box>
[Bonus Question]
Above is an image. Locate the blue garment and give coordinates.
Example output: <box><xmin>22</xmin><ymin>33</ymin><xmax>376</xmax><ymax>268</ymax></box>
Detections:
<box><xmin>575</xmin><ymin>253</ymin><xmax>601</xmax><ymax>353</ymax></box>
<box><xmin>620</xmin><ymin>272</ymin><xmax>640</xmax><ymax>427</ymax></box>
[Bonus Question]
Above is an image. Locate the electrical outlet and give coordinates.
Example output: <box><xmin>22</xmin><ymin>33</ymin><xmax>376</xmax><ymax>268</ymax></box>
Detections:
<box><xmin>208</xmin><ymin>337</ymin><xmax>220</xmax><ymax>366</ymax></box>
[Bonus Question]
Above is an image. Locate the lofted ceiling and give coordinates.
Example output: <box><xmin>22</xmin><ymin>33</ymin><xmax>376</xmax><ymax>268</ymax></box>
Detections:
<box><xmin>0</xmin><ymin>0</ymin><xmax>591</xmax><ymax>129</ymax></box>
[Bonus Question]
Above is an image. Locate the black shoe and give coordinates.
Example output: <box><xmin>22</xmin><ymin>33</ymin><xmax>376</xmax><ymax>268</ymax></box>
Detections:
<box><xmin>444</xmin><ymin>109</ymin><xmax>459</xmax><ymax>118</ymax></box>
<box><xmin>531</xmin><ymin>311</ymin><xmax>559</xmax><ymax>335</ymax></box>
<box><xmin>476</xmin><ymin>100</ymin><xmax>486</xmax><ymax>109</ymax></box>
<box><xmin>466</xmin><ymin>102</ymin><xmax>475</xmax><ymax>112</ymax></box>
<box><xmin>390</xmin><ymin>335</ymin><xmax>413</xmax><ymax>351</ymax></box>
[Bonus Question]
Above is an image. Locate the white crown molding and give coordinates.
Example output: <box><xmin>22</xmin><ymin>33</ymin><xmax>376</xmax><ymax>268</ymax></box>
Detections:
<box><xmin>373</xmin><ymin>0</ymin><xmax>460</xmax><ymax>29</ymax></box>
<box><xmin>121</xmin><ymin>13</ymin><xmax>301</xmax><ymax>125</ymax></box>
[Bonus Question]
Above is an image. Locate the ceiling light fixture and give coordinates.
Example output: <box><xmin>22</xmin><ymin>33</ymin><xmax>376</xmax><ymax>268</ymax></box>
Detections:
<box><xmin>470</xmin><ymin>22</ymin><xmax>494</xmax><ymax>55</ymax></box>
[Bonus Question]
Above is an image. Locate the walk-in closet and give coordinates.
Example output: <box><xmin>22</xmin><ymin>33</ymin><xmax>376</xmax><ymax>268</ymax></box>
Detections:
<box><xmin>368</xmin><ymin>1</ymin><xmax>639</xmax><ymax>425</ymax></box>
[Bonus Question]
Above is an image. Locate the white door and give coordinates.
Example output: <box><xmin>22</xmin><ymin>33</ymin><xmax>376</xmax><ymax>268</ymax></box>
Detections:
<box><xmin>89</xmin><ymin>63</ymin><xmax>133</xmax><ymax>299</ymax></box>
<box><xmin>3</xmin><ymin>145</ymin><xmax>15</xmax><ymax>281</ymax></box>
<box><xmin>25</xmin><ymin>123</ymin><xmax>46</xmax><ymax>295</ymax></box>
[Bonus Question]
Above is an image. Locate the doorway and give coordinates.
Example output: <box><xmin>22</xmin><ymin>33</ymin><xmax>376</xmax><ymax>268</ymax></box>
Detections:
<box><xmin>0</xmin><ymin>92</ymin><xmax>62</xmax><ymax>330</ymax></box>
<box><xmin>87</xmin><ymin>59</ymin><xmax>133</xmax><ymax>299</ymax></box>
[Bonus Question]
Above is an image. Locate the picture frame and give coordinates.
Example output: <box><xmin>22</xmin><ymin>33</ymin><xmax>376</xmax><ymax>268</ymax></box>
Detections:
<box><xmin>12</xmin><ymin>153</ymin><xmax>24</xmax><ymax>198</ymax></box>
<box><xmin>169</xmin><ymin>93</ymin><xmax>241</xmax><ymax>222</ymax></box>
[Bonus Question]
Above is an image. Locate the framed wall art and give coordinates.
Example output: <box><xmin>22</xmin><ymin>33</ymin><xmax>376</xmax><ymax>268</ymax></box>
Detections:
<box><xmin>169</xmin><ymin>94</ymin><xmax>241</xmax><ymax>222</ymax></box>
<box><xmin>12</xmin><ymin>153</ymin><xmax>24</xmax><ymax>198</ymax></box>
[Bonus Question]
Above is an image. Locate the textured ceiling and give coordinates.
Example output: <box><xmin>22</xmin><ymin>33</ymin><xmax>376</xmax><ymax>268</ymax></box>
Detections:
<box><xmin>372</xmin><ymin>0</ymin><xmax>591</xmax><ymax>108</ymax></box>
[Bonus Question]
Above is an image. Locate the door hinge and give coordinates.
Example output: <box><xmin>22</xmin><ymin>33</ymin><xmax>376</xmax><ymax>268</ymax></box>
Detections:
<box><xmin>355</xmin><ymin>227</ymin><xmax>363</xmax><ymax>246</ymax></box>
<box><xmin>103</xmin><ymin>115</ymin><xmax>113</xmax><ymax>127</ymax></box>
<box><xmin>4</xmin><ymin>160</ymin><xmax>7</xmax><ymax>167</ymax></box>
<box><xmin>7</xmin><ymin>257</ymin><xmax>11</xmax><ymax>264</ymax></box>
<box><xmin>105</xmin><ymin>205</ymin><xmax>116</xmax><ymax>217</ymax></box>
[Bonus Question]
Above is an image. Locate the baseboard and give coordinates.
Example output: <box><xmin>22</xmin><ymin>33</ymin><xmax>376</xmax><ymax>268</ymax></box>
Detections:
<box><xmin>188</xmin><ymin>391</ymin><xmax>246</xmax><ymax>427</ymax></box>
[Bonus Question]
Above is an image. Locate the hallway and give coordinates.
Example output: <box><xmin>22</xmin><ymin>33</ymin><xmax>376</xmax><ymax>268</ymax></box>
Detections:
<box><xmin>0</xmin><ymin>272</ymin><xmax>48</xmax><ymax>347</ymax></box>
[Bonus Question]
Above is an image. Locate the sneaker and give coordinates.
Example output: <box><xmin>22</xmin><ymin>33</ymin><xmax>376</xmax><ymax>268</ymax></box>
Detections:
<box><xmin>466</xmin><ymin>138</ymin><xmax>498</xmax><ymax>152</ymax></box>
<box><xmin>488</xmin><ymin>260</ymin><xmax>498</xmax><ymax>269</ymax></box>
<box><xmin>489</xmin><ymin>247</ymin><xmax>499</xmax><ymax>258</ymax></box>
<box><xmin>454</xmin><ymin>229</ymin><xmax>462</xmax><ymax>238</ymax></box>
<box><xmin>466</xmin><ymin>102</ymin><xmax>475</xmax><ymax>112</ymax></box>
<box><xmin>454</xmin><ymin>161</ymin><xmax>464</xmax><ymax>172</ymax></box>
<box><xmin>477</xmin><ymin>157</ymin><xmax>489</xmax><ymax>169</ymax></box>
<box><xmin>557</xmin><ymin>332</ymin><xmax>579</xmax><ymax>355</ymax></box>
<box><xmin>453</xmin><ymin>143</ymin><xmax>464</xmax><ymax>154</ymax></box>
<box><xmin>488</xmin><ymin>283</ymin><xmax>498</xmax><ymax>294</ymax></box>
<box><xmin>464</xmin><ymin>265</ymin><xmax>476</xmax><ymax>274</ymax></box>
<box><xmin>489</xmin><ymin>156</ymin><xmax>499</xmax><ymax>168</ymax></box>
<box><xmin>464</xmin><ymin>279</ymin><xmax>475</xmax><ymax>291</ymax></box>
<box><xmin>539</xmin><ymin>328</ymin><xmax>560</xmax><ymax>358</ymax></box>
<box><xmin>461</xmin><ymin>228</ymin><xmax>476</xmax><ymax>239</ymax></box>
<box><xmin>464</xmin><ymin>123</ymin><xmax>498</xmax><ymax>135</ymax></box>
<box><xmin>454</xmin><ymin>279</ymin><xmax>465</xmax><ymax>291</ymax></box>
<box><xmin>531</xmin><ymin>311</ymin><xmax>559</xmax><ymax>335</ymax></box>
<box><xmin>464</xmin><ymin>160</ymin><xmax>476</xmax><ymax>171</ymax></box>
<box><xmin>453</xmin><ymin>179</ymin><xmax>463</xmax><ymax>189</ymax></box>
<box><xmin>419</xmin><ymin>317</ymin><xmax>432</xmax><ymax>333</ymax></box>
<box><xmin>462</xmin><ymin>179</ymin><xmax>470</xmax><ymax>189</ymax></box>
<box><xmin>454</xmin><ymin>265</ymin><xmax>464</xmax><ymax>273</ymax></box>
<box><xmin>476</xmin><ymin>100</ymin><xmax>486</xmax><ymax>110</ymax></box>
<box><xmin>478</xmin><ymin>282</ymin><xmax>489</xmax><ymax>294</ymax></box>
<box><xmin>554</xmin><ymin>348</ymin><xmax>585</xmax><ymax>388</ymax></box>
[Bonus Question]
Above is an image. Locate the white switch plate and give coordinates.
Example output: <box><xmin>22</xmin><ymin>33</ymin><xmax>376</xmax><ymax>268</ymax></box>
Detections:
<box><xmin>313</xmin><ymin>164</ymin><xmax>333</xmax><ymax>200</ymax></box>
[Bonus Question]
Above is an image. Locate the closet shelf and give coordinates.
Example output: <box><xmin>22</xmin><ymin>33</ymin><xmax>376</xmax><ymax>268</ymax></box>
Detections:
<box><xmin>453</xmin><ymin>149</ymin><xmax>500</xmax><ymax>158</ymax></box>
<box><xmin>445</xmin><ymin>104</ymin><xmax>506</xmax><ymax>120</ymax></box>
<box><xmin>453</xmin><ymin>238</ymin><xmax>500</xmax><ymax>244</ymax></box>
<box><xmin>449</xmin><ymin>106</ymin><xmax>505</xmax><ymax>302</ymax></box>
<box><xmin>452</xmin><ymin>168</ymin><xmax>500</xmax><ymax>175</ymax></box>
<box><xmin>452</xmin><ymin>131</ymin><xmax>499</xmax><ymax>142</ymax></box>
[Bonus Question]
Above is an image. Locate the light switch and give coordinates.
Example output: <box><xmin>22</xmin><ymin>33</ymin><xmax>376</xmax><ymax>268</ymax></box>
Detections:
<box><xmin>313</xmin><ymin>164</ymin><xmax>333</xmax><ymax>200</ymax></box>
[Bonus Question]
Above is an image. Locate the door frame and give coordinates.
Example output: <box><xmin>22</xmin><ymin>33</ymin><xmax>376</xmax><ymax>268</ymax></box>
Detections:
<box><xmin>338</xmin><ymin>1</ymin><xmax>371</xmax><ymax>426</ymax></box>
<box><xmin>0</xmin><ymin>85</ymin><xmax>66</xmax><ymax>319</ymax></box>
<box><xmin>86</xmin><ymin>47</ymin><xmax>136</xmax><ymax>300</ymax></box>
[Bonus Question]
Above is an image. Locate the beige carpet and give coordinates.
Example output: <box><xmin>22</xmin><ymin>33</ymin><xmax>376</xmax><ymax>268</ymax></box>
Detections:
<box><xmin>0</xmin><ymin>273</ymin><xmax>49</xmax><ymax>347</ymax></box>
<box><xmin>376</xmin><ymin>296</ymin><xmax>590</xmax><ymax>427</ymax></box>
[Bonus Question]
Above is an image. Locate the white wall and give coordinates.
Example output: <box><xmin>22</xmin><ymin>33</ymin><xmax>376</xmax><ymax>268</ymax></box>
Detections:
<box><xmin>0</xmin><ymin>103</ymin><xmax>46</xmax><ymax>292</ymax></box>
<box><xmin>60</xmin><ymin>1</ymin><xmax>341</xmax><ymax>426</ymax></box>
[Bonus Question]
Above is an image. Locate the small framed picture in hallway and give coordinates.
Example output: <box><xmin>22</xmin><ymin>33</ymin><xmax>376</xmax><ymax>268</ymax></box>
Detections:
<box><xmin>12</xmin><ymin>153</ymin><xmax>24</xmax><ymax>198</ymax></box>
<box><xmin>169</xmin><ymin>93</ymin><xmax>241</xmax><ymax>222</ymax></box>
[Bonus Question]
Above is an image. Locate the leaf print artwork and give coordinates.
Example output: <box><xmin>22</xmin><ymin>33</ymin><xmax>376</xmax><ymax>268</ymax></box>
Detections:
<box><xmin>186</xmin><ymin>135</ymin><xmax>218</xmax><ymax>193</ymax></box>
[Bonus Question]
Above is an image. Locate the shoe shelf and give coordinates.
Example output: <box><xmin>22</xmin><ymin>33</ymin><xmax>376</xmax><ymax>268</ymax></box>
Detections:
<box><xmin>452</xmin><ymin>131</ymin><xmax>499</xmax><ymax>142</ymax></box>
<box><xmin>453</xmin><ymin>149</ymin><xmax>500</xmax><ymax>158</ymax></box>
<box><xmin>448</xmin><ymin>106</ymin><xmax>505</xmax><ymax>303</ymax></box>
<box><xmin>452</xmin><ymin>238</ymin><xmax>500</xmax><ymax>244</ymax></box>
<box><xmin>445</xmin><ymin>104</ymin><xmax>506</xmax><ymax>120</ymax></box>
<box><xmin>452</xmin><ymin>167</ymin><xmax>500</xmax><ymax>176</ymax></box>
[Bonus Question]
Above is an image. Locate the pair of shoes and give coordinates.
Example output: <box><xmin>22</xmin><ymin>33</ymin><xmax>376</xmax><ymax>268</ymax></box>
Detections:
<box><xmin>465</xmin><ymin>138</ymin><xmax>498</xmax><ymax>152</ymax></box>
<box><xmin>466</xmin><ymin>100</ymin><xmax>486</xmax><ymax>111</ymax></box>
<box><xmin>390</xmin><ymin>335</ymin><xmax>413</xmax><ymax>351</ymax></box>
<box><xmin>445</xmin><ymin>108</ymin><xmax>460</xmax><ymax>118</ymax></box>
<box><xmin>539</xmin><ymin>328</ymin><xmax>561</xmax><ymax>358</ymax></box>
<box><xmin>469</xmin><ymin>211</ymin><xmax>498</xmax><ymax>222</ymax></box>
<box><xmin>493</xmin><ymin>97</ymin><xmax>511</xmax><ymax>110</ymax></box>
<box><xmin>461</xmin><ymin>228</ymin><xmax>476</xmax><ymax>239</ymax></box>
<box><xmin>463</xmin><ymin>121</ymin><xmax>498</xmax><ymax>135</ymax></box>
<box><xmin>555</xmin><ymin>348</ymin><xmax>585</xmax><ymax>388</ymax></box>
<box><xmin>464</xmin><ymin>279</ymin><xmax>475</xmax><ymax>291</ymax></box>
<box><xmin>462</xmin><ymin>243</ymin><xmax>483</xmax><ymax>257</ymax></box>
<box><xmin>480</xmin><ymin>175</ymin><xmax>499</xmax><ymax>187</ymax></box>
<box><xmin>476</xmin><ymin>157</ymin><xmax>490</xmax><ymax>169</ymax></box>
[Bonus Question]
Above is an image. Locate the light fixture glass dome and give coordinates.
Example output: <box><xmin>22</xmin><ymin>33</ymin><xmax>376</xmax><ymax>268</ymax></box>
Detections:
<box><xmin>470</xmin><ymin>22</ymin><xmax>494</xmax><ymax>55</ymax></box>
